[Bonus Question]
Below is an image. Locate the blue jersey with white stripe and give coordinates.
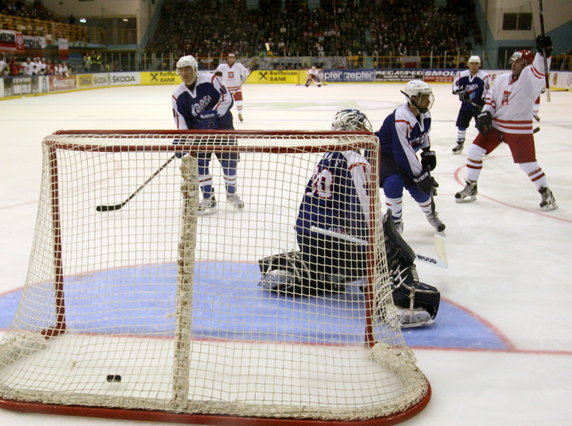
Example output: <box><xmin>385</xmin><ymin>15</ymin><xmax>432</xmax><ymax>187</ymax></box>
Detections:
<box><xmin>376</xmin><ymin>103</ymin><xmax>431</xmax><ymax>179</ymax></box>
<box><xmin>172</xmin><ymin>72</ymin><xmax>234</xmax><ymax>129</ymax></box>
<box><xmin>452</xmin><ymin>69</ymin><xmax>490</xmax><ymax>110</ymax></box>
<box><xmin>296</xmin><ymin>151</ymin><xmax>371</xmax><ymax>240</ymax></box>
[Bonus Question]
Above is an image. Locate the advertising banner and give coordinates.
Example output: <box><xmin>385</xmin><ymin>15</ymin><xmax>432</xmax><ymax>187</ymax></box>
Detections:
<box><xmin>324</xmin><ymin>69</ymin><xmax>376</xmax><ymax>82</ymax></box>
<box><xmin>49</xmin><ymin>75</ymin><xmax>77</xmax><ymax>92</ymax></box>
<box><xmin>141</xmin><ymin>71</ymin><xmax>179</xmax><ymax>85</ymax></box>
<box><xmin>3</xmin><ymin>76</ymin><xmax>33</xmax><ymax>96</ymax></box>
<box><xmin>0</xmin><ymin>30</ymin><xmax>24</xmax><ymax>52</ymax></box>
<box><xmin>246</xmin><ymin>70</ymin><xmax>299</xmax><ymax>84</ymax></box>
<box><xmin>77</xmin><ymin>73</ymin><xmax>93</xmax><ymax>89</ymax></box>
<box><xmin>108</xmin><ymin>72</ymin><xmax>140</xmax><ymax>86</ymax></box>
<box><xmin>58</xmin><ymin>38</ymin><xmax>69</xmax><ymax>60</ymax></box>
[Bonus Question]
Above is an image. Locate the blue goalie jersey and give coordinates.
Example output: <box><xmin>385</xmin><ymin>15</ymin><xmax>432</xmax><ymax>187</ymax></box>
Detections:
<box><xmin>295</xmin><ymin>150</ymin><xmax>371</xmax><ymax>240</ymax></box>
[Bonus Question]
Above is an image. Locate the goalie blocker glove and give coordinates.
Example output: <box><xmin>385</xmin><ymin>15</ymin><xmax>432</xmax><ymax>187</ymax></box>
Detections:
<box><xmin>420</xmin><ymin>149</ymin><xmax>436</xmax><ymax>171</ymax></box>
<box><xmin>476</xmin><ymin>111</ymin><xmax>492</xmax><ymax>135</ymax></box>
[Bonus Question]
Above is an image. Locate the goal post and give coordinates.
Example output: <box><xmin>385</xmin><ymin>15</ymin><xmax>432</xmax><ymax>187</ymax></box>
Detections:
<box><xmin>0</xmin><ymin>130</ymin><xmax>430</xmax><ymax>424</ymax></box>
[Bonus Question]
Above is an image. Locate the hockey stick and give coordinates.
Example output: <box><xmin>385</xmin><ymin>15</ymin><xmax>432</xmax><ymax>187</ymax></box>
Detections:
<box><xmin>310</xmin><ymin>226</ymin><xmax>448</xmax><ymax>269</ymax></box>
<box><xmin>538</xmin><ymin>0</ymin><xmax>551</xmax><ymax>102</ymax></box>
<box><xmin>96</xmin><ymin>154</ymin><xmax>177</xmax><ymax>212</ymax></box>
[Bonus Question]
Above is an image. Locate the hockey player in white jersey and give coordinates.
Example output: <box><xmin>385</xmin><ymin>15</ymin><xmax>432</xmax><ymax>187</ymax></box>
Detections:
<box><xmin>215</xmin><ymin>53</ymin><xmax>249</xmax><ymax>122</ymax></box>
<box><xmin>451</xmin><ymin>55</ymin><xmax>490</xmax><ymax>154</ymax></box>
<box><xmin>455</xmin><ymin>35</ymin><xmax>557</xmax><ymax>211</ymax></box>
<box><xmin>305</xmin><ymin>66</ymin><xmax>323</xmax><ymax>87</ymax></box>
<box><xmin>257</xmin><ymin>109</ymin><xmax>440</xmax><ymax>328</ymax></box>
<box><xmin>172</xmin><ymin>54</ymin><xmax>244</xmax><ymax>215</ymax></box>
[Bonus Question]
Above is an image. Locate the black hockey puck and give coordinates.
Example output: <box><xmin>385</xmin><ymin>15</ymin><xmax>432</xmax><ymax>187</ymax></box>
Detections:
<box><xmin>106</xmin><ymin>374</ymin><xmax>122</xmax><ymax>382</ymax></box>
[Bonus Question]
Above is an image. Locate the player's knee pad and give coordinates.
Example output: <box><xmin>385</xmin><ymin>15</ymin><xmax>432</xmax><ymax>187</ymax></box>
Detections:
<box><xmin>466</xmin><ymin>143</ymin><xmax>487</xmax><ymax>161</ymax></box>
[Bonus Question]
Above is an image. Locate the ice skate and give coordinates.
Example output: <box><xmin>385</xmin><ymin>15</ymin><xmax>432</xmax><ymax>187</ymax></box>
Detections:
<box><xmin>452</xmin><ymin>139</ymin><xmax>464</xmax><ymax>154</ymax></box>
<box><xmin>539</xmin><ymin>187</ymin><xmax>557</xmax><ymax>211</ymax></box>
<box><xmin>238</xmin><ymin>113</ymin><xmax>243</xmax><ymax>122</ymax></box>
<box><xmin>227</xmin><ymin>193</ymin><xmax>245</xmax><ymax>210</ymax></box>
<box><xmin>426</xmin><ymin>212</ymin><xmax>446</xmax><ymax>232</ymax></box>
<box><xmin>198</xmin><ymin>196</ymin><xmax>217</xmax><ymax>216</ymax></box>
<box><xmin>455</xmin><ymin>180</ymin><xmax>477</xmax><ymax>203</ymax></box>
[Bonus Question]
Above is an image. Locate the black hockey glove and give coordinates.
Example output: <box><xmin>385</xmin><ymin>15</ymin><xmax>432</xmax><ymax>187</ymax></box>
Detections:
<box><xmin>197</xmin><ymin>109</ymin><xmax>218</xmax><ymax>130</ymax></box>
<box><xmin>476</xmin><ymin>111</ymin><xmax>492</xmax><ymax>135</ymax></box>
<box><xmin>421</xmin><ymin>149</ymin><xmax>437</xmax><ymax>171</ymax></box>
<box><xmin>457</xmin><ymin>88</ymin><xmax>470</xmax><ymax>103</ymax></box>
<box><xmin>413</xmin><ymin>170</ymin><xmax>434</xmax><ymax>196</ymax></box>
<box><xmin>536</xmin><ymin>35</ymin><xmax>553</xmax><ymax>57</ymax></box>
<box><xmin>214</xmin><ymin>70</ymin><xmax>223</xmax><ymax>77</ymax></box>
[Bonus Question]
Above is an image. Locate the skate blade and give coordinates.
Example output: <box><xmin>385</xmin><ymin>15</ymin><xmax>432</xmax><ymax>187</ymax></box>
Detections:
<box><xmin>198</xmin><ymin>207</ymin><xmax>217</xmax><ymax>216</ymax></box>
<box><xmin>455</xmin><ymin>196</ymin><xmax>476</xmax><ymax>203</ymax></box>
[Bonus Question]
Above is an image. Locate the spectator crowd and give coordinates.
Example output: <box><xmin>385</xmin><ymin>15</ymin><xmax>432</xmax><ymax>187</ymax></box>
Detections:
<box><xmin>147</xmin><ymin>0</ymin><xmax>483</xmax><ymax>60</ymax></box>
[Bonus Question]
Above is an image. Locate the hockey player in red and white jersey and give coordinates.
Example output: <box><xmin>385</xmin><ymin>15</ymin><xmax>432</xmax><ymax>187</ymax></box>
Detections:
<box><xmin>215</xmin><ymin>53</ymin><xmax>249</xmax><ymax>122</ymax></box>
<box><xmin>305</xmin><ymin>66</ymin><xmax>323</xmax><ymax>87</ymax></box>
<box><xmin>455</xmin><ymin>35</ymin><xmax>557</xmax><ymax>211</ymax></box>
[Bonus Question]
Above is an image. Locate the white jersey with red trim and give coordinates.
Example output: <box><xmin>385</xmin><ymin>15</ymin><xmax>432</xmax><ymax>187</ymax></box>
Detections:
<box><xmin>216</xmin><ymin>62</ymin><xmax>249</xmax><ymax>91</ymax></box>
<box><xmin>483</xmin><ymin>53</ymin><xmax>550</xmax><ymax>134</ymax></box>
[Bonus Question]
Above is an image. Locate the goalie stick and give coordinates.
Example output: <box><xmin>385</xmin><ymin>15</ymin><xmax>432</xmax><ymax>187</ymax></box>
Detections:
<box><xmin>310</xmin><ymin>226</ymin><xmax>448</xmax><ymax>269</ymax></box>
<box><xmin>96</xmin><ymin>154</ymin><xmax>177</xmax><ymax>212</ymax></box>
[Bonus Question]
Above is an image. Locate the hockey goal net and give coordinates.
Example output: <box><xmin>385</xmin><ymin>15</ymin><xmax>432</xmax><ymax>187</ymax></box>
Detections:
<box><xmin>0</xmin><ymin>130</ymin><xmax>430</xmax><ymax>424</ymax></box>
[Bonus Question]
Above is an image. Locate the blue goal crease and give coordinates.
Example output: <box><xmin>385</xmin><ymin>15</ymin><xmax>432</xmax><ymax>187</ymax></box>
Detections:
<box><xmin>0</xmin><ymin>262</ymin><xmax>507</xmax><ymax>350</ymax></box>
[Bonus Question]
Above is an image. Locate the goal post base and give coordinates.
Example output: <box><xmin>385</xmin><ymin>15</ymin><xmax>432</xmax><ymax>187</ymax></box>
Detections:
<box><xmin>0</xmin><ymin>385</ymin><xmax>430</xmax><ymax>425</ymax></box>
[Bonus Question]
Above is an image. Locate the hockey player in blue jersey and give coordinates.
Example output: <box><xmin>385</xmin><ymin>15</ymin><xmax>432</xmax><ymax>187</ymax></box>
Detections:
<box><xmin>172</xmin><ymin>54</ymin><xmax>244</xmax><ymax>215</ymax></box>
<box><xmin>451</xmin><ymin>55</ymin><xmax>490</xmax><ymax>154</ymax></box>
<box><xmin>376</xmin><ymin>80</ymin><xmax>445</xmax><ymax>233</ymax></box>
<box><xmin>257</xmin><ymin>109</ymin><xmax>440</xmax><ymax>328</ymax></box>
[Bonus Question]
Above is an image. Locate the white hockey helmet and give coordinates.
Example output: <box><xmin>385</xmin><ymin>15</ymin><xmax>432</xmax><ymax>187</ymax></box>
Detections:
<box><xmin>176</xmin><ymin>55</ymin><xmax>198</xmax><ymax>71</ymax></box>
<box><xmin>468</xmin><ymin>55</ymin><xmax>481</xmax><ymax>65</ymax></box>
<box><xmin>402</xmin><ymin>80</ymin><xmax>434</xmax><ymax>113</ymax></box>
<box><xmin>331</xmin><ymin>109</ymin><xmax>373</xmax><ymax>132</ymax></box>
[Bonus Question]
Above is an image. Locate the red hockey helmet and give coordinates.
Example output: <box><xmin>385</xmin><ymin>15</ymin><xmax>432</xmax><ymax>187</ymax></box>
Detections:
<box><xmin>510</xmin><ymin>50</ymin><xmax>534</xmax><ymax>65</ymax></box>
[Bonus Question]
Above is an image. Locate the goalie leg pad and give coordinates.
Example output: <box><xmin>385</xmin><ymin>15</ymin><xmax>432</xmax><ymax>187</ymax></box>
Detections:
<box><xmin>258</xmin><ymin>251</ymin><xmax>347</xmax><ymax>296</ymax></box>
<box><xmin>392</xmin><ymin>279</ymin><xmax>440</xmax><ymax>320</ymax></box>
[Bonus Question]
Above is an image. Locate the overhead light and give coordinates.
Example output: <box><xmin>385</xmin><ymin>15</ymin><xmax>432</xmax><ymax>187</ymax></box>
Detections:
<box><xmin>122</xmin><ymin>18</ymin><xmax>128</xmax><ymax>22</ymax></box>
<box><xmin>79</xmin><ymin>18</ymin><xmax>86</xmax><ymax>23</ymax></box>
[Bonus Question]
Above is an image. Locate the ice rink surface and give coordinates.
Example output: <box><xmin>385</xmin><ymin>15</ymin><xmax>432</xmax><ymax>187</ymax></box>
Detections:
<box><xmin>0</xmin><ymin>81</ymin><xmax>571</xmax><ymax>425</ymax></box>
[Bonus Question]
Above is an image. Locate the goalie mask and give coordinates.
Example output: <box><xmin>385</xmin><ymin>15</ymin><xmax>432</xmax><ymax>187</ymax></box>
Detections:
<box><xmin>402</xmin><ymin>80</ymin><xmax>434</xmax><ymax>113</ymax></box>
<box><xmin>331</xmin><ymin>109</ymin><xmax>373</xmax><ymax>133</ymax></box>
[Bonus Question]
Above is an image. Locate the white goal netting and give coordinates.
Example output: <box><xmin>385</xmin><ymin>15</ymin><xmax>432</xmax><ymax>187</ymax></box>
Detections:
<box><xmin>0</xmin><ymin>130</ymin><xmax>430</xmax><ymax>424</ymax></box>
